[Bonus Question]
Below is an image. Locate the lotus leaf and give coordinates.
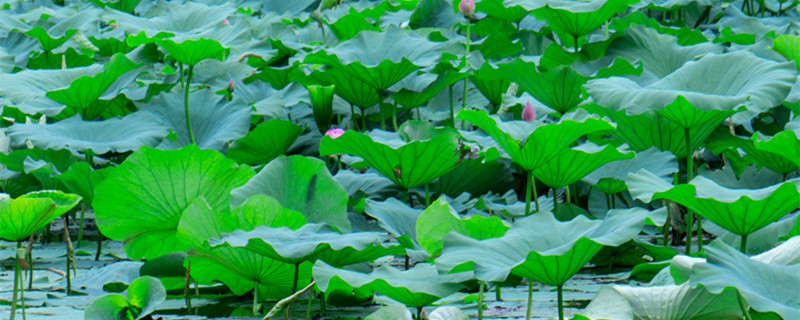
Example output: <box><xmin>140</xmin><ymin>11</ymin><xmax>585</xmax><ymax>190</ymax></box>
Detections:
<box><xmin>94</xmin><ymin>145</ymin><xmax>255</xmax><ymax>260</ymax></box>
<box><xmin>84</xmin><ymin>276</ymin><xmax>166</xmax><ymax>320</ymax></box>
<box><xmin>583</xmin><ymin>147</ymin><xmax>678</xmax><ymax>194</ymax></box>
<box><xmin>102</xmin><ymin>2</ymin><xmax>234</xmax><ymax>37</ymax></box>
<box><xmin>226</xmin><ymin>119</ymin><xmax>302</xmax><ymax>165</ymax></box>
<box><xmin>157</xmin><ymin>38</ymin><xmax>227</xmax><ymax>66</ymax></box>
<box><xmin>230</xmin><ymin>155</ymin><xmax>351</xmax><ymax>232</ymax></box>
<box><xmin>497</xmin><ymin>59</ymin><xmax>588</xmax><ymax>114</ymax></box>
<box><xmin>416</xmin><ymin>197</ymin><xmax>509</xmax><ymax>257</ymax></box>
<box><xmin>313</xmin><ymin>261</ymin><xmax>473</xmax><ymax>308</ymax></box>
<box><xmin>319</xmin><ymin>129</ymin><xmax>461</xmax><ymax>190</ymax></box>
<box><xmin>55</xmin><ymin>162</ymin><xmax>110</xmax><ymax>206</ymax></box>
<box><xmin>364</xmin><ymin>198</ymin><xmax>423</xmax><ymax>250</ymax></box>
<box><xmin>0</xmin><ymin>190</ymin><xmax>81</xmax><ymax>241</ymax></box>
<box><xmin>177</xmin><ymin>196</ymin><xmax>310</xmax><ymax>298</ymax></box>
<box><xmin>534</xmin><ymin>142</ymin><xmax>633</xmax><ymax>189</ymax></box>
<box><xmin>530</xmin><ymin>0</ymin><xmax>637</xmax><ymax>48</ymax></box>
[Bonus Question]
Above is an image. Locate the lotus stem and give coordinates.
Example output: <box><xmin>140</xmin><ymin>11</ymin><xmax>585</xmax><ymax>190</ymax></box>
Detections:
<box><xmin>11</xmin><ymin>243</ymin><xmax>22</xmax><ymax>320</ymax></box>
<box><xmin>392</xmin><ymin>101</ymin><xmax>398</xmax><ymax>132</ymax></box>
<box><xmin>417</xmin><ymin>307</ymin><xmax>423</xmax><ymax>320</ymax></box>
<box><xmin>95</xmin><ymin>232</ymin><xmax>103</xmax><ymax>261</ymax></box>
<box><xmin>741</xmin><ymin>234</ymin><xmax>748</xmax><ymax>253</ymax></box>
<box><xmin>525</xmin><ymin>171</ymin><xmax>532</xmax><ymax>216</ymax></box>
<box><xmin>350</xmin><ymin>103</ymin><xmax>358</xmax><ymax>131</ymax></box>
<box><xmin>361</xmin><ymin>107</ymin><xmax>367</xmax><ymax>131</ymax></box>
<box><xmin>286</xmin><ymin>263</ymin><xmax>300</xmax><ymax>320</ymax></box>
<box><xmin>424</xmin><ymin>183</ymin><xmax>430</xmax><ymax>207</ymax></box>
<box><xmin>495</xmin><ymin>285</ymin><xmax>502</xmax><ymax>301</ymax></box>
<box><xmin>320</xmin><ymin>291</ymin><xmax>327</xmax><ymax>316</ymax></box>
<box><xmin>462</xmin><ymin>21</ymin><xmax>471</xmax><ymax>129</ymax></box>
<box><xmin>178</xmin><ymin>63</ymin><xmax>185</xmax><ymax>88</ymax></box>
<box><xmin>684</xmin><ymin>127</ymin><xmax>694</xmax><ymax>255</ymax></box>
<box><xmin>184</xmin><ymin>259</ymin><xmax>193</xmax><ymax>309</ymax></box>
<box><xmin>253</xmin><ymin>281</ymin><xmax>260</xmax><ymax>315</ymax></box>
<box><xmin>740</xmin><ymin>293</ymin><xmax>753</xmax><ymax>320</ymax></box>
<box><xmin>416</xmin><ymin>105</ymin><xmax>422</xmax><ymax>121</ymax></box>
<box><xmin>573</xmin><ymin>35</ymin><xmax>579</xmax><ymax>61</ymax></box>
<box><xmin>26</xmin><ymin>235</ymin><xmax>33</xmax><ymax>290</ymax></box>
<box><xmin>477</xmin><ymin>281</ymin><xmax>484</xmax><ymax>320</ymax></box>
<box><xmin>449</xmin><ymin>85</ymin><xmax>455</xmax><ymax>127</ymax></box>
<box><xmin>77</xmin><ymin>202</ymin><xmax>86</xmax><ymax>243</ymax></box>
<box><xmin>526</xmin><ymin>280</ymin><xmax>533</xmax><ymax>320</ymax></box>
<box><xmin>184</xmin><ymin>65</ymin><xmax>196</xmax><ymax>145</ymax></box>
<box><xmin>553</xmin><ymin>189</ymin><xmax>559</xmax><ymax>214</ymax></box>
<box><xmin>557</xmin><ymin>285</ymin><xmax>564</xmax><ymax>320</ymax></box>
<box><xmin>65</xmin><ymin>213</ymin><xmax>73</xmax><ymax>295</ymax></box>
<box><xmin>306</xmin><ymin>291</ymin><xmax>312</xmax><ymax>320</ymax></box>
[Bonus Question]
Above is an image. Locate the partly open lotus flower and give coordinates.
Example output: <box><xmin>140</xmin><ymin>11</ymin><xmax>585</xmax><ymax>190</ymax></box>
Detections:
<box><xmin>522</xmin><ymin>101</ymin><xmax>536</xmax><ymax>121</ymax></box>
<box><xmin>325</xmin><ymin>128</ymin><xmax>345</xmax><ymax>139</ymax></box>
<box><xmin>459</xmin><ymin>0</ymin><xmax>475</xmax><ymax>18</ymax></box>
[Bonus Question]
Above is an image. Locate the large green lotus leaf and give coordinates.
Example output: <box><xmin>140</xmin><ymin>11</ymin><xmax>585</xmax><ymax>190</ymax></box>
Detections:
<box><xmin>456</xmin><ymin>108</ymin><xmax>614</xmax><ymax>171</ymax></box>
<box><xmin>334</xmin><ymin>170</ymin><xmax>398</xmax><ymax>203</ymax></box>
<box><xmin>750</xmin><ymin>130</ymin><xmax>800</xmax><ymax>168</ymax></box>
<box><xmin>55</xmin><ymin>162</ymin><xmax>110</xmax><ymax>205</ymax></box>
<box><xmin>470</xmin><ymin>61</ymin><xmax>511</xmax><ymax>109</ymax></box>
<box><xmin>530</xmin><ymin>0</ymin><xmax>636</xmax><ymax>41</ymax></box>
<box><xmin>7</xmin><ymin>113</ymin><xmax>167</xmax><ymax>155</ymax></box>
<box><xmin>690</xmin><ymin>240</ymin><xmax>800</xmax><ymax>319</ymax></box>
<box><xmin>497</xmin><ymin>58</ymin><xmax>588</xmax><ymax>114</ymax></box>
<box><xmin>583</xmin><ymin>147</ymin><xmax>678</xmax><ymax>194</ymax></box>
<box><xmin>433</xmin><ymin>155</ymin><xmax>514</xmax><ymax>198</ymax></box>
<box><xmin>576</xmin><ymin>283</ymin><xmax>742</xmax><ymax>320</ymax></box>
<box><xmin>534</xmin><ymin>142</ymin><xmax>633</xmax><ymax>189</ymax></box>
<box><xmin>477</xmin><ymin>0</ymin><xmax>529</xmax><ymax>22</ymax></box>
<box><xmin>393</xmin><ymin>70</ymin><xmax>466</xmax><ymax>110</ymax></box>
<box><xmin>84</xmin><ymin>276</ymin><xmax>166</xmax><ymax>320</ymax></box>
<box><xmin>307</xmin><ymin>66</ymin><xmax>381</xmax><ymax>110</ymax></box>
<box><xmin>586</xmin><ymin>51</ymin><xmax>796</xmax><ymax>114</ymax></box>
<box><xmin>587</xmin><ymin>104</ymin><xmax>719</xmax><ymax>158</ymax></box>
<box><xmin>319</xmin><ymin>129</ymin><xmax>461</xmax><ymax>190</ymax></box>
<box><xmin>157</xmin><ymin>38</ymin><xmax>227</xmax><ymax>66</ymax></box>
<box><xmin>101</xmin><ymin>2</ymin><xmax>234</xmax><ymax>37</ymax></box>
<box><xmin>606</xmin><ymin>25</ymin><xmax>724</xmax><ymax>79</ymax></box>
<box><xmin>45</xmin><ymin>53</ymin><xmax>142</xmax><ymax>119</ymax></box>
<box><xmin>364</xmin><ymin>198</ymin><xmax>423</xmax><ymax>249</ymax></box>
<box><xmin>226</xmin><ymin>119</ymin><xmax>302</xmax><ymax>166</ymax></box>
<box><xmin>627</xmin><ymin>169</ymin><xmax>800</xmax><ymax>236</ymax></box>
<box><xmin>177</xmin><ymin>196</ymin><xmax>310</xmax><ymax>298</ymax></box>
<box><xmin>210</xmin><ymin>223</ymin><xmax>398</xmax><ymax>267</ymax></box>
<box><xmin>655</xmin><ymin>95</ymin><xmax>740</xmax><ymax>130</ymax></box>
<box><xmin>94</xmin><ymin>145</ymin><xmax>255</xmax><ymax>260</ymax></box>
<box><xmin>0</xmin><ymin>148</ymin><xmax>78</xmax><ymax>195</ymax></box>
<box><xmin>436</xmin><ymin>208</ymin><xmax>647</xmax><ymax>284</ymax></box>
<box><xmin>0</xmin><ymin>64</ymin><xmax>105</xmax><ymax>116</ymax></box>
<box><xmin>313</xmin><ymin>261</ymin><xmax>473</xmax><ymax>308</ymax></box>
<box><xmin>364</xmin><ymin>305</ymin><xmax>412</xmax><ymax>320</ymax></box>
<box><xmin>140</xmin><ymin>90</ymin><xmax>251</xmax><ymax>151</ymax></box>
<box><xmin>416</xmin><ymin>197</ymin><xmax>509</xmax><ymax>257</ymax></box>
<box><xmin>230</xmin><ymin>155</ymin><xmax>351</xmax><ymax>232</ymax></box>
<box><xmin>706</xmin><ymin>129</ymin><xmax>799</xmax><ymax>175</ymax></box>
<box><xmin>24</xmin><ymin>26</ymin><xmax>77</xmax><ymax>51</ymax></box>
<box><xmin>705</xmin><ymin>215</ymin><xmax>798</xmax><ymax>255</ymax></box>
<box><xmin>0</xmin><ymin>190</ymin><xmax>81</xmax><ymax>241</ymax></box>
<box><xmin>303</xmin><ymin>26</ymin><xmax>455</xmax><ymax>90</ymax></box>
<box><xmin>773</xmin><ymin>34</ymin><xmax>800</xmax><ymax>70</ymax></box>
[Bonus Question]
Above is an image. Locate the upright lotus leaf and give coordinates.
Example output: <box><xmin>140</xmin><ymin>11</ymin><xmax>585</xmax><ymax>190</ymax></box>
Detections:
<box><xmin>307</xmin><ymin>67</ymin><xmax>381</xmax><ymax>110</ymax></box>
<box><xmin>45</xmin><ymin>54</ymin><xmax>142</xmax><ymax>119</ymax></box>
<box><xmin>656</xmin><ymin>96</ymin><xmax>741</xmax><ymax>131</ymax></box>
<box><xmin>586</xmin><ymin>51</ymin><xmax>796</xmax><ymax>115</ymax></box>
<box><xmin>102</xmin><ymin>2</ymin><xmax>234</xmax><ymax>37</ymax></box>
<box><xmin>530</xmin><ymin>0</ymin><xmax>637</xmax><ymax>48</ymax></box>
<box><xmin>24</xmin><ymin>26</ymin><xmax>78</xmax><ymax>51</ymax></box>
<box><xmin>534</xmin><ymin>142</ymin><xmax>634</xmax><ymax>189</ymax></box>
<box><xmin>433</xmin><ymin>155</ymin><xmax>514</xmax><ymax>198</ymax></box>
<box><xmin>416</xmin><ymin>197</ymin><xmax>510</xmax><ymax>257</ymax></box>
<box><xmin>0</xmin><ymin>190</ymin><xmax>81</xmax><ymax>241</ymax></box>
<box><xmin>84</xmin><ymin>276</ymin><xmax>166</xmax><ymax>320</ymax></box>
<box><xmin>94</xmin><ymin>145</ymin><xmax>255</xmax><ymax>260</ymax></box>
<box><xmin>230</xmin><ymin>155</ymin><xmax>351</xmax><ymax>232</ymax></box>
<box><xmin>177</xmin><ymin>196</ymin><xmax>310</xmax><ymax>299</ymax></box>
<box><xmin>140</xmin><ymin>90</ymin><xmax>251</xmax><ymax>151</ymax></box>
<box><xmin>226</xmin><ymin>119</ymin><xmax>302</xmax><ymax>165</ymax></box>
<box><xmin>772</xmin><ymin>34</ymin><xmax>800</xmax><ymax>69</ymax></box>
<box><xmin>157</xmin><ymin>38</ymin><xmax>228</xmax><ymax>66</ymax></box>
<box><xmin>393</xmin><ymin>70</ymin><xmax>466</xmax><ymax>110</ymax></box>
<box><xmin>627</xmin><ymin>169</ymin><xmax>800</xmax><ymax>247</ymax></box>
<box><xmin>690</xmin><ymin>240</ymin><xmax>800</xmax><ymax>319</ymax></box>
<box><xmin>456</xmin><ymin>108</ymin><xmax>614</xmax><ymax>171</ymax></box>
<box><xmin>707</xmin><ymin>129</ymin><xmax>800</xmax><ymax>176</ymax></box>
<box><xmin>0</xmin><ymin>63</ymin><xmax>109</xmax><ymax>116</ymax></box>
<box><xmin>7</xmin><ymin>112</ymin><xmax>168</xmax><ymax>155</ymax></box>
<box><xmin>497</xmin><ymin>58</ymin><xmax>589</xmax><ymax>114</ymax></box>
<box><xmin>313</xmin><ymin>261</ymin><xmax>473</xmax><ymax>308</ymax></box>
<box><xmin>476</xmin><ymin>0</ymin><xmax>528</xmax><ymax>22</ymax></box>
<box><xmin>436</xmin><ymin>208</ymin><xmax>647</xmax><ymax>285</ymax></box>
<box><xmin>210</xmin><ymin>223</ymin><xmax>401</xmax><ymax>267</ymax></box>
<box><xmin>750</xmin><ymin>130</ymin><xmax>800</xmax><ymax>169</ymax></box>
<box><xmin>303</xmin><ymin>26</ymin><xmax>456</xmax><ymax>90</ymax></box>
<box><xmin>364</xmin><ymin>198</ymin><xmax>423</xmax><ymax>250</ymax></box>
<box><xmin>470</xmin><ymin>62</ymin><xmax>511</xmax><ymax>111</ymax></box>
<box><xmin>55</xmin><ymin>162</ymin><xmax>110</xmax><ymax>206</ymax></box>
<box><xmin>606</xmin><ymin>25</ymin><xmax>724</xmax><ymax>79</ymax></box>
<box><xmin>319</xmin><ymin>129</ymin><xmax>461</xmax><ymax>190</ymax></box>
<box><xmin>583</xmin><ymin>147</ymin><xmax>678</xmax><ymax>194</ymax></box>
<box><xmin>576</xmin><ymin>283</ymin><xmax>743</xmax><ymax>320</ymax></box>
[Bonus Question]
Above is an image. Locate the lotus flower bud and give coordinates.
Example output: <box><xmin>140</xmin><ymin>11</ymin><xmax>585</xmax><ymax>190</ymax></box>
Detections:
<box><xmin>325</xmin><ymin>128</ymin><xmax>345</xmax><ymax>139</ymax></box>
<box><xmin>459</xmin><ymin>0</ymin><xmax>475</xmax><ymax>18</ymax></box>
<box><xmin>223</xmin><ymin>19</ymin><xmax>230</xmax><ymax>25</ymax></box>
<box><xmin>226</xmin><ymin>79</ymin><xmax>235</xmax><ymax>93</ymax></box>
<box><xmin>522</xmin><ymin>101</ymin><xmax>536</xmax><ymax>121</ymax></box>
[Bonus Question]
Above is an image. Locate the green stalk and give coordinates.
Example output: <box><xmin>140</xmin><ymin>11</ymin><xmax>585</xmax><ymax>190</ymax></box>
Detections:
<box><xmin>417</xmin><ymin>307</ymin><xmax>423</xmax><ymax>320</ymax></box>
<box><xmin>77</xmin><ymin>202</ymin><xmax>86</xmax><ymax>243</ymax></box>
<box><xmin>379</xmin><ymin>92</ymin><xmax>386</xmax><ymax>131</ymax></box>
<box><xmin>526</xmin><ymin>281</ymin><xmax>533</xmax><ymax>320</ymax></box>
<box><xmin>285</xmin><ymin>263</ymin><xmax>301</xmax><ymax>320</ymax></box>
<box><xmin>95</xmin><ymin>233</ymin><xmax>103</xmax><ymax>261</ymax></box>
<box><xmin>525</xmin><ymin>170</ymin><xmax>532</xmax><ymax>216</ymax></box>
<box><xmin>350</xmin><ymin>103</ymin><xmax>359</xmax><ymax>131</ymax></box>
<box><xmin>553</xmin><ymin>189</ymin><xmax>559</xmax><ymax>215</ymax></box>
<box><xmin>462</xmin><ymin>22</ymin><xmax>471</xmax><ymax>130</ymax></box>
<box><xmin>449</xmin><ymin>85</ymin><xmax>455</xmax><ymax>127</ymax></box>
<box><xmin>65</xmin><ymin>213</ymin><xmax>72</xmax><ymax>295</ymax></box>
<box><xmin>741</xmin><ymin>234</ymin><xmax>748</xmax><ymax>253</ymax></box>
<box><xmin>11</xmin><ymin>243</ymin><xmax>22</xmax><ymax>320</ymax></box>
<box><xmin>306</xmin><ymin>291</ymin><xmax>312</xmax><ymax>320</ymax></box>
<box><xmin>184</xmin><ymin>259</ymin><xmax>192</xmax><ymax>309</ymax></box>
<box><xmin>184</xmin><ymin>65</ymin><xmax>196</xmax><ymax>145</ymax></box>
<box><xmin>573</xmin><ymin>35</ymin><xmax>579</xmax><ymax>61</ymax></box>
<box><xmin>392</xmin><ymin>101</ymin><xmax>398</xmax><ymax>132</ymax></box>
<box><xmin>361</xmin><ymin>107</ymin><xmax>367</xmax><ymax>131</ymax></box>
<box><xmin>495</xmin><ymin>285</ymin><xmax>502</xmax><ymax>301</ymax></box>
<box><xmin>253</xmin><ymin>281</ymin><xmax>260</xmax><ymax>315</ymax></box>
<box><xmin>684</xmin><ymin>127</ymin><xmax>694</xmax><ymax>255</ymax></box>
<box><xmin>416</xmin><ymin>105</ymin><xmax>422</xmax><ymax>121</ymax></box>
<box><xmin>477</xmin><ymin>281</ymin><xmax>484</xmax><ymax>320</ymax></box>
<box><xmin>179</xmin><ymin>63</ymin><xmax>185</xmax><ymax>88</ymax></box>
<box><xmin>740</xmin><ymin>293</ymin><xmax>753</xmax><ymax>320</ymax></box>
<box><xmin>557</xmin><ymin>285</ymin><xmax>564</xmax><ymax>320</ymax></box>
<box><xmin>424</xmin><ymin>183</ymin><xmax>430</xmax><ymax>207</ymax></box>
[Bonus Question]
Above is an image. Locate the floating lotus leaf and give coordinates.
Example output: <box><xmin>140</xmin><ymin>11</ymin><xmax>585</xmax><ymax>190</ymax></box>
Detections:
<box><xmin>101</xmin><ymin>2</ymin><xmax>234</xmax><ymax>37</ymax></box>
<box><xmin>416</xmin><ymin>197</ymin><xmax>509</xmax><ymax>257</ymax></box>
<box><xmin>313</xmin><ymin>261</ymin><xmax>473</xmax><ymax>308</ymax></box>
<box><xmin>628</xmin><ymin>169</ymin><xmax>800</xmax><ymax>238</ymax></box>
<box><xmin>534</xmin><ymin>142</ymin><xmax>633</xmax><ymax>189</ymax></box>
<box><xmin>583</xmin><ymin>147</ymin><xmax>678</xmax><ymax>194</ymax></box>
<box><xmin>689</xmin><ymin>240</ymin><xmax>800</xmax><ymax>319</ymax></box>
<box><xmin>94</xmin><ymin>145</ymin><xmax>255</xmax><ymax>260</ymax></box>
<box><xmin>0</xmin><ymin>190</ymin><xmax>81</xmax><ymax>241</ymax></box>
<box><xmin>177</xmin><ymin>196</ymin><xmax>310</xmax><ymax>298</ymax></box>
<box><xmin>84</xmin><ymin>276</ymin><xmax>166</xmax><ymax>320</ymax></box>
<box><xmin>586</xmin><ymin>51</ymin><xmax>795</xmax><ymax>115</ymax></box>
<box><xmin>319</xmin><ymin>129</ymin><xmax>461</xmax><ymax>190</ymax></box>
<box><xmin>7</xmin><ymin>112</ymin><xmax>167</xmax><ymax>155</ymax></box>
<box><xmin>436</xmin><ymin>208</ymin><xmax>648</xmax><ymax>285</ymax></box>
<box><xmin>230</xmin><ymin>155</ymin><xmax>351</xmax><ymax>232</ymax></box>
<box><xmin>456</xmin><ymin>108</ymin><xmax>614</xmax><ymax>171</ymax></box>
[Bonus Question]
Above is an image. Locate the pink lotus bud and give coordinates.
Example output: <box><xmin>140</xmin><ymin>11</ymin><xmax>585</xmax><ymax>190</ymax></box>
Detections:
<box><xmin>325</xmin><ymin>128</ymin><xmax>345</xmax><ymax>139</ymax></box>
<box><xmin>227</xmin><ymin>79</ymin><xmax>235</xmax><ymax>93</ymax></box>
<box><xmin>459</xmin><ymin>0</ymin><xmax>475</xmax><ymax>18</ymax></box>
<box><xmin>522</xmin><ymin>102</ymin><xmax>536</xmax><ymax>121</ymax></box>
<box><xmin>223</xmin><ymin>19</ymin><xmax>230</xmax><ymax>25</ymax></box>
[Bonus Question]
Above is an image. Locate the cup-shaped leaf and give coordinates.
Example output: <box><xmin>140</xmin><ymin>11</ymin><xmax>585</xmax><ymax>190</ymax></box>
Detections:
<box><xmin>157</xmin><ymin>38</ymin><xmax>228</xmax><ymax>66</ymax></box>
<box><xmin>56</xmin><ymin>162</ymin><xmax>111</xmax><ymax>206</ymax></box>
<box><xmin>93</xmin><ymin>145</ymin><xmax>255</xmax><ymax>260</ymax></box>
<box><xmin>628</xmin><ymin>169</ymin><xmax>800</xmax><ymax>237</ymax></box>
<box><xmin>707</xmin><ymin>129</ymin><xmax>800</xmax><ymax>175</ymax></box>
<box><xmin>230</xmin><ymin>155</ymin><xmax>351</xmax><ymax>232</ymax></box>
<box><xmin>226</xmin><ymin>119</ymin><xmax>303</xmax><ymax>165</ymax></box>
<box><xmin>313</xmin><ymin>261</ymin><xmax>473</xmax><ymax>308</ymax></box>
<box><xmin>497</xmin><ymin>59</ymin><xmax>589</xmax><ymax>114</ymax></box>
<box><xmin>84</xmin><ymin>276</ymin><xmax>166</xmax><ymax>320</ymax></box>
<box><xmin>416</xmin><ymin>197</ymin><xmax>509</xmax><ymax>257</ymax></box>
<box><xmin>0</xmin><ymin>190</ymin><xmax>81</xmax><ymax>241</ymax></box>
<box><xmin>319</xmin><ymin>130</ymin><xmax>461</xmax><ymax>190</ymax></box>
<box><xmin>25</xmin><ymin>26</ymin><xmax>78</xmax><ymax>51</ymax></box>
<box><xmin>309</xmin><ymin>84</ymin><xmax>336</xmax><ymax>134</ymax></box>
<box><xmin>307</xmin><ymin>67</ymin><xmax>381</xmax><ymax>110</ymax></box>
<box><xmin>530</xmin><ymin>0</ymin><xmax>637</xmax><ymax>40</ymax></box>
<box><xmin>177</xmin><ymin>196</ymin><xmax>311</xmax><ymax>298</ymax></box>
<box><xmin>534</xmin><ymin>142</ymin><xmax>633</xmax><ymax>189</ymax></box>
<box><xmin>436</xmin><ymin>208</ymin><xmax>648</xmax><ymax>285</ymax></box>
<box><xmin>583</xmin><ymin>147</ymin><xmax>678</xmax><ymax>194</ymax></box>
<box><xmin>773</xmin><ymin>34</ymin><xmax>800</xmax><ymax>69</ymax></box>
